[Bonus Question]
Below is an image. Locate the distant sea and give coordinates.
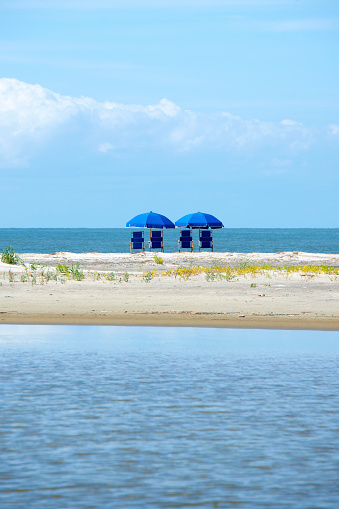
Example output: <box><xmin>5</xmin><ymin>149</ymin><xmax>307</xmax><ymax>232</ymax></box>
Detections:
<box><xmin>0</xmin><ymin>228</ymin><xmax>338</xmax><ymax>254</ymax></box>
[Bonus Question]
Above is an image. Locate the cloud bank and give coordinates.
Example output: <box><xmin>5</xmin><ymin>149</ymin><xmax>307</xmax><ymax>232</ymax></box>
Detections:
<box><xmin>0</xmin><ymin>78</ymin><xmax>325</xmax><ymax>168</ymax></box>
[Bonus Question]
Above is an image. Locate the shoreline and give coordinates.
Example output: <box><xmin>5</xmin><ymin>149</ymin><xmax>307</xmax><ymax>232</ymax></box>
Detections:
<box><xmin>2</xmin><ymin>312</ymin><xmax>339</xmax><ymax>331</ymax></box>
<box><xmin>1</xmin><ymin>251</ymin><xmax>338</xmax><ymax>330</ymax></box>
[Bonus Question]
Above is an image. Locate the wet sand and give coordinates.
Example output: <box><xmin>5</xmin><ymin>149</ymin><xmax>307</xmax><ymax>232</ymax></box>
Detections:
<box><xmin>1</xmin><ymin>252</ymin><xmax>338</xmax><ymax>330</ymax></box>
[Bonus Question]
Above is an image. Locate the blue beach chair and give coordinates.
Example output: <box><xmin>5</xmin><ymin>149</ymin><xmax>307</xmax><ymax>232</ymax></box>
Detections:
<box><xmin>199</xmin><ymin>230</ymin><xmax>213</xmax><ymax>252</ymax></box>
<box><xmin>149</xmin><ymin>230</ymin><xmax>163</xmax><ymax>252</ymax></box>
<box><xmin>178</xmin><ymin>229</ymin><xmax>193</xmax><ymax>252</ymax></box>
<box><xmin>130</xmin><ymin>231</ymin><xmax>145</xmax><ymax>253</ymax></box>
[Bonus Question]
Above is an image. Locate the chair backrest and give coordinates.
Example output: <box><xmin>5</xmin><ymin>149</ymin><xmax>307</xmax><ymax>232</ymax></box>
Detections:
<box><xmin>199</xmin><ymin>229</ymin><xmax>213</xmax><ymax>251</ymax></box>
<box><xmin>149</xmin><ymin>230</ymin><xmax>163</xmax><ymax>250</ymax></box>
<box><xmin>151</xmin><ymin>230</ymin><xmax>163</xmax><ymax>240</ymax></box>
<box><xmin>180</xmin><ymin>229</ymin><xmax>192</xmax><ymax>241</ymax></box>
<box><xmin>200</xmin><ymin>230</ymin><xmax>212</xmax><ymax>240</ymax></box>
<box><xmin>131</xmin><ymin>231</ymin><xmax>144</xmax><ymax>241</ymax></box>
<box><xmin>130</xmin><ymin>231</ymin><xmax>145</xmax><ymax>251</ymax></box>
<box><xmin>179</xmin><ymin>229</ymin><xmax>193</xmax><ymax>251</ymax></box>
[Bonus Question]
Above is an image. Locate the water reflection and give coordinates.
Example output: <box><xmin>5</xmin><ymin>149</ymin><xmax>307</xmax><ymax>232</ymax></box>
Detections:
<box><xmin>1</xmin><ymin>324</ymin><xmax>339</xmax><ymax>354</ymax></box>
<box><xmin>0</xmin><ymin>326</ymin><xmax>338</xmax><ymax>508</ymax></box>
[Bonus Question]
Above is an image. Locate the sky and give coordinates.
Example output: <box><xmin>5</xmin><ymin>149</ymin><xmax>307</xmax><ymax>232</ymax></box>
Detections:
<box><xmin>0</xmin><ymin>0</ymin><xmax>338</xmax><ymax>227</ymax></box>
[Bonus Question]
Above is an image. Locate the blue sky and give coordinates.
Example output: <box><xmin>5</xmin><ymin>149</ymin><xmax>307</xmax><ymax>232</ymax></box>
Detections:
<box><xmin>0</xmin><ymin>0</ymin><xmax>338</xmax><ymax>227</ymax></box>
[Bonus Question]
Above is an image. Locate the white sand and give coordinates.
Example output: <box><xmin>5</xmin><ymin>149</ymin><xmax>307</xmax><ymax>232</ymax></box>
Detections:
<box><xmin>0</xmin><ymin>252</ymin><xmax>338</xmax><ymax>329</ymax></box>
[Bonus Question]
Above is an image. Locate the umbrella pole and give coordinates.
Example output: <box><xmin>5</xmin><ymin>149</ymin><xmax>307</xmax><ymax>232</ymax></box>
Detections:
<box><xmin>149</xmin><ymin>228</ymin><xmax>152</xmax><ymax>251</ymax></box>
<box><xmin>199</xmin><ymin>227</ymin><xmax>201</xmax><ymax>252</ymax></box>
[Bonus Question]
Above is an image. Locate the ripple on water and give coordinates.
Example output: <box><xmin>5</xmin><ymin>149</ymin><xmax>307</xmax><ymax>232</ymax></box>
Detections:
<box><xmin>0</xmin><ymin>326</ymin><xmax>338</xmax><ymax>508</ymax></box>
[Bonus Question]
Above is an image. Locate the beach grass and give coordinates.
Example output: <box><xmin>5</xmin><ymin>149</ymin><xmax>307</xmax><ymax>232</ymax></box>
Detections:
<box><xmin>1</xmin><ymin>246</ymin><xmax>21</xmax><ymax>265</ymax></box>
<box><xmin>153</xmin><ymin>255</ymin><xmax>163</xmax><ymax>264</ymax></box>
<box><xmin>2</xmin><ymin>261</ymin><xmax>338</xmax><ymax>285</ymax></box>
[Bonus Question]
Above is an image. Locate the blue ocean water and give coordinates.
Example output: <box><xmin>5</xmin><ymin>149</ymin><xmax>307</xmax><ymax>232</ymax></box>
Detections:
<box><xmin>0</xmin><ymin>228</ymin><xmax>338</xmax><ymax>253</ymax></box>
<box><xmin>0</xmin><ymin>326</ymin><xmax>338</xmax><ymax>508</ymax></box>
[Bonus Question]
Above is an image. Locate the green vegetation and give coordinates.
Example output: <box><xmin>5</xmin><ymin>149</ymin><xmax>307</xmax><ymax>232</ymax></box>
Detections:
<box><xmin>236</xmin><ymin>259</ymin><xmax>251</xmax><ymax>270</ymax></box>
<box><xmin>45</xmin><ymin>270</ymin><xmax>57</xmax><ymax>282</ymax></box>
<box><xmin>142</xmin><ymin>270</ymin><xmax>157</xmax><ymax>283</ymax></box>
<box><xmin>2</xmin><ymin>262</ymin><xmax>338</xmax><ymax>286</ymax></box>
<box><xmin>2</xmin><ymin>261</ymin><xmax>85</xmax><ymax>285</ymax></box>
<box><xmin>163</xmin><ymin>264</ymin><xmax>339</xmax><ymax>281</ymax></box>
<box><xmin>106</xmin><ymin>272</ymin><xmax>117</xmax><ymax>281</ymax></box>
<box><xmin>153</xmin><ymin>255</ymin><xmax>163</xmax><ymax>265</ymax></box>
<box><xmin>205</xmin><ymin>265</ymin><xmax>235</xmax><ymax>282</ymax></box>
<box><xmin>56</xmin><ymin>264</ymin><xmax>70</xmax><ymax>274</ymax></box>
<box><xmin>205</xmin><ymin>267</ymin><xmax>218</xmax><ymax>281</ymax></box>
<box><xmin>167</xmin><ymin>265</ymin><xmax>202</xmax><ymax>280</ymax></box>
<box><xmin>56</xmin><ymin>263</ymin><xmax>84</xmax><ymax>280</ymax></box>
<box><xmin>70</xmin><ymin>263</ymin><xmax>84</xmax><ymax>281</ymax></box>
<box><xmin>20</xmin><ymin>272</ymin><xmax>29</xmax><ymax>283</ymax></box>
<box><xmin>1</xmin><ymin>246</ymin><xmax>20</xmax><ymax>265</ymax></box>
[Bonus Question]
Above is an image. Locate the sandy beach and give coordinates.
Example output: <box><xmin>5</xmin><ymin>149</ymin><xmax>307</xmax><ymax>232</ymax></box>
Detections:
<box><xmin>0</xmin><ymin>251</ymin><xmax>338</xmax><ymax>330</ymax></box>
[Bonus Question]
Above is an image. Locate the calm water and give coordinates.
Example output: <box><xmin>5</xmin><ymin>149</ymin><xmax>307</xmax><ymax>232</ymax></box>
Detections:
<box><xmin>0</xmin><ymin>326</ymin><xmax>338</xmax><ymax>508</ymax></box>
<box><xmin>0</xmin><ymin>228</ymin><xmax>338</xmax><ymax>254</ymax></box>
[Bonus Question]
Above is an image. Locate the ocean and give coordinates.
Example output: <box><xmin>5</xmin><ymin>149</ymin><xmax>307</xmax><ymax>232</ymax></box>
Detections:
<box><xmin>1</xmin><ymin>228</ymin><xmax>339</xmax><ymax>254</ymax></box>
<box><xmin>0</xmin><ymin>325</ymin><xmax>338</xmax><ymax>508</ymax></box>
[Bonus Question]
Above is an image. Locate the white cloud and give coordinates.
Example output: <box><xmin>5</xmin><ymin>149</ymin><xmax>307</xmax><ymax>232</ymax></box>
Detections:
<box><xmin>98</xmin><ymin>142</ymin><xmax>115</xmax><ymax>153</ymax></box>
<box><xmin>328</xmin><ymin>124</ymin><xmax>339</xmax><ymax>136</ymax></box>
<box><xmin>0</xmin><ymin>78</ymin><xmax>316</xmax><ymax>167</ymax></box>
<box><xmin>281</xmin><ymin>119</ymin><xmax>301</xmax><ymax>126</ymax></box>
<box><xmin>267</xmin><ymin>18</ymin><xmax>338</xmax><ymax>32</ymax></box>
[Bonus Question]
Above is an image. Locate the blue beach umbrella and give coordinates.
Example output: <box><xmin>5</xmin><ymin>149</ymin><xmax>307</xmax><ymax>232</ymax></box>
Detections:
<box><xmin>175</xmin><ymin>212</ymin><xmax>224</xmax><ymax>229</ymax></box>
<box><xmin>126</xmin><ymin>211</ymin><xmax>175</xmax><ymax>229</ymax></box>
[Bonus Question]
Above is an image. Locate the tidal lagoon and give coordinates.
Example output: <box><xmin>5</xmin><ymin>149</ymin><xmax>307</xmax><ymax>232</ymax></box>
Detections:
<box><xmin>1</xmin><ymin>325</ymin><xmax>338</xmax><ymax>508</ymax></box>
